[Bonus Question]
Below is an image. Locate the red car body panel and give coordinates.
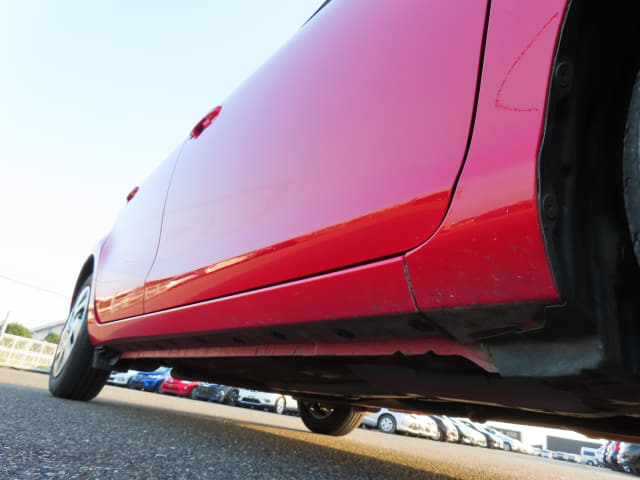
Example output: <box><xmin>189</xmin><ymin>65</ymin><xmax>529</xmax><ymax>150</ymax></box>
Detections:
<box><xmin>91</xmin><ymin>257</ymin><xmax>415</xmax><ymax>342</ymax></box>
<box><xmin>94</xmin><ymin>146</ymin><xmax>182</xmax><ymax>322</ymax></box>
<box><xmin>88</xmin><ymin>1</ymin><xmax>566</xmax><ymax>359</ymax></box>
<box><xmin>141</xmin><ymin>0</ymin><xmax>488</xmax><ymax>315</ymax></box>
<box><xmin>405</xmin><ymin>0</ymin><xmax>564</xmax><ymax>310</ymax></box>
<box><xmin>160</xmin><ymin>376</ymin><xmax>199</xmax><ymax>396</ymax></box>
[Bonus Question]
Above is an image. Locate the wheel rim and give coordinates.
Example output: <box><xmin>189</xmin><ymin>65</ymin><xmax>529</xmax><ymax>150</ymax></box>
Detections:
<box><xmin>303</xmin><ymin>401</ymin><xmax>334</xmax><ymax>420</ymax></box>
<box><xmin>52</xmin><ymin>285</ymin><xmax>91</xmax><ymax>378</ymax></box>
<box><xmin>275</xmin><ymin>397</ymin><xmax>285</xmax><ymax>414</ymax></box>
<box><xmin>379</xmin><ymin>416</ymin><xmax>395</xmax><ymax>433</ymax></box>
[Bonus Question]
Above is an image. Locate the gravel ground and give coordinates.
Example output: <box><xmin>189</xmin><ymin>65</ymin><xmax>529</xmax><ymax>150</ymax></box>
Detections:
<box><xmin>0</xmin><ymin>368</ymin><xmax>627</xmax><ymax>480</ymax></box>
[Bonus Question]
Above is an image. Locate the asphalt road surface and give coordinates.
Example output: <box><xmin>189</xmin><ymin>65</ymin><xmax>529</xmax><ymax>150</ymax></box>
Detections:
<box><xmin>0</xmin><ymin>368</ymin><xmax>629</xmax><ymax>480</ymax></box>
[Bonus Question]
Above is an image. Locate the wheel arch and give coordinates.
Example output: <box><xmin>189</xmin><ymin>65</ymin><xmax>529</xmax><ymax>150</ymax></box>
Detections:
<box><xmin>70</xmin><ymin>256</ymin><xmax>94</xmax><ymax>309</ymax></box>
<box><xmin>538</xmin><ymin>0</ymin><xmax>640</xmax><ymax>372</ymax></box>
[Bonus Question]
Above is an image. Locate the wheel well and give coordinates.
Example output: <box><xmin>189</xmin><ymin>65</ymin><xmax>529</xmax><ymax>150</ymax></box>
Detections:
<box><xmin>70</xmin><ymin>256</ymin><xmax>94</xmax><ymax>308</ymax></box>
<box><xmin>538</xmin><ymin>1</ymin><xmax>640</xmax><ymax>373</ymax></box>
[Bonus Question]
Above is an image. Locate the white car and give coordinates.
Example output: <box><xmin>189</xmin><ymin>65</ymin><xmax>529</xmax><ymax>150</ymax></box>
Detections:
<box><xmin>483</xmin><ymin>426</ymin><xmax>525</xmax><ymax>452</ymax></box>
<box><xmin>362</xmin><ymin>409</ymin><xmax>439</xmax><ymax>439</ymax></box>
<box><xmin>107</xmin><ymin>369</ymin><xmax>138</xmax><ymax>387</ymax></box>
<box><xmin>236</xmin><ymin>388</ymin><xmax>298</xmax><ymax>414</ymax></box>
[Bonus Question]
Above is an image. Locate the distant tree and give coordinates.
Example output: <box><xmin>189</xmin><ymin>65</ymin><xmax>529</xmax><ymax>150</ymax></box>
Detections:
<box><xmin>5</xmin><ymin>322</ymin><xmax>32</xmax><ymax>338</ymax></box>
<box><xmin>44</xmin><ymin>332</ymin><xmax>60</xmax><ymax>344</ymax></box>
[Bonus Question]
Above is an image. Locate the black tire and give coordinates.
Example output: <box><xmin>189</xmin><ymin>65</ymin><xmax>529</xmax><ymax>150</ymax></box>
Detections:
<box><xmin>49</xmin><ymin>276</ymin><xmax>109</xmax><ymax>400</ymax></box>
<box><xmin>273</xmin><ymin>396</ymin><xmax>286</xmax><ymax>414</ymax></box>
<box><xmin>190</xmin><ymin>387</ymin><xmax>200</xmax><ymax>400</ymax></box>
<box><xmin>377</xmin><ymin>414</ymin><xmax>397</xmax><ymax>434</ymax></box>
<box><xmin>624</xmin><ymin>69</ymin><xmax>640</xmax><ymax>268</ymax></box>
<box><xmin>299</xmin><ymin>400</ymin><xmax>364</xmax><ymax>436</ymax></box>
<box><xmin>226</xmin><ymin>389</ymin><xmax>239</xmax><ymax>406</ymax></box>
<box><xmin>214</xmin><ymin>389</ymin><xmax>225</xmax><ymax>403</ymax></box>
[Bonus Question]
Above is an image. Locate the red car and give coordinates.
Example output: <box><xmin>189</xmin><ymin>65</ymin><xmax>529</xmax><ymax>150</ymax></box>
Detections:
<box><xmin>159</xmin><ymin>376</ymin><xmax>200</xmax><ymax>398</ymax></box>
<box><xmin>49</xmin><ymin>0</ymin><xmax>640</xmax><ymax>441</ymax></box>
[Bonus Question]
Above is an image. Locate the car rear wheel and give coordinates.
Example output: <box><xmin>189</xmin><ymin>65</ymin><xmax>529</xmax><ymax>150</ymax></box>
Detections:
<box><xmin>190</xmin><ymin>387</ymin><xmax>199</xmax><ymax>400</ymax></box>
<box><xmin>377</xmin><ymin>414</ymin><xmax>397</xmax><ymax>434</ymax></box>
<box><xmin>299</xmin><ymin>400</ymin><xmax>364</xmax><ymax>436</ymax></box>
<box><xmin>49</xmin><ymin>276</ymin><xmax>109</xmax><ymax>400</ymax></box>
<box><xmin>214</xmin><ymin>389</ymin><xmax>225</xmax><ymax>403</ymax></box>
<box><xmin>432</xmin><ymin>429</ymin><xmax>442</xmax><ymax>441</ymax></box>
<box><xmin>624</xmin><ymin>69</ymin><xmax>640</xmax><ymax>269</ymax></box>
<box><xmin>273</xmin><ymin>396</ymin><xmax>286</xmax><ymax>414</ymax></box>
<box><xmin>226</xmin><ymin>389</ymin><xmax>239</xmax><ymax>406</ymax></box>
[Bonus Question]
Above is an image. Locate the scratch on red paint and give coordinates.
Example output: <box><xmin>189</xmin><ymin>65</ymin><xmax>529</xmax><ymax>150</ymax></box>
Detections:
<box><xmin>495</xmin><ymin>12</ymin><xmax>561</xmax><ymax>112</ymax></box>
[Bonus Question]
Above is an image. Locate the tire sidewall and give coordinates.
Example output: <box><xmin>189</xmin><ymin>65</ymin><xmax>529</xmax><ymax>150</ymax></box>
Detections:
<box><xmin>274</xmin><ymin>396</ymin><xmax>286</xmax><ymax>414</ymax></box>
<box><xmin>48</xmin><ymin>276</ymin><xmax>107</xmax><ymax>399</ymax></box>
<box><xmin>623</xmin><ymin>70</ymin><xmax>640</xmax><ymax>266</ymax></box>
<box><xmin>378</xmin><ymin>414</ymin><xmax>396</xmax><ymax>434</ymax></box>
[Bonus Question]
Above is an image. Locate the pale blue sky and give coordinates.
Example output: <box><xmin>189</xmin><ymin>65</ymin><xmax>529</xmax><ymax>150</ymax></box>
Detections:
<box><xmin>0</xmin><ymin>0</ymin><xmax>323</xmax><ymax>328</ymax></box>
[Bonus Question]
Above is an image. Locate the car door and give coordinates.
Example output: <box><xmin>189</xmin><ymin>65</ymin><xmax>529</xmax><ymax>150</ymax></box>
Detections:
<box><xmin>144</xmin><ymin>0</ymin><xmax>488</xmax><ymax>313</ymax></box>
<box><xmin>94</xmin><ymin>146</ymin><xmax>182</xmax><ymax>322</ymax></box>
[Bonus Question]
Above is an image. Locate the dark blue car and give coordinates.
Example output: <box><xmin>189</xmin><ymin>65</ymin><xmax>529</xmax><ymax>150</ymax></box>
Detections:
<box><xmin>128</xmin><ymin>367</ymin><xmax>170</xmax><ymax>392</ymax></box>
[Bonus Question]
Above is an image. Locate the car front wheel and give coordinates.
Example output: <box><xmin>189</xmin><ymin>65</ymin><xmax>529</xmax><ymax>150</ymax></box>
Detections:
<box><xmin>299</xmin><ymin>400</ymin><xmax>364</xmax><ymax>436</ymax></box>
<box><xmin>273</xmin><ymin>396</ymin><xmax>286</xmax><ymax>414</ymax></box>
<box><xmin>49</xmin><ymin>276</ymin><xmax>109</xmax><ymax>400</ymax></box>
<box><xmin>226</xmin><ymin>389</ymin><xmax>239</xmax><ymax>406</ymax></box>
<box><xmin>377</xmin><ymin>414</ymin><xmax>397</xmax><ymax>434</ymax></box>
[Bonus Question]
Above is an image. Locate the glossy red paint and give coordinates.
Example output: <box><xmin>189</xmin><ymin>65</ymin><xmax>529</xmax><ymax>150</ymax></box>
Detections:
<box><xmin>91</xmin><ymin>257</ymin><xmax>415</xmax><ymax>343</ymax></box>
<box><xmin>94</xmin><ymin>145</ymin><xmax>182</xmax><ymax>322</ymax></box>
<box><xmin>142</xmin><ymin>0</ymin><xmax>488</xmax><ymax>315</ymax></box>
<box><xmin>405</xmin><ymin>0</ymin><xmax>565</xmax><ymax>312</ymax></box>
<box><xmin>88</xmin><ymin>0</ymin><xmax>564</xmax><ymax>358</ymax></box>
<box><xmin>159</xmin><ymin>376</ymin><xmax>199</xmax><ymax>396</ymax></box>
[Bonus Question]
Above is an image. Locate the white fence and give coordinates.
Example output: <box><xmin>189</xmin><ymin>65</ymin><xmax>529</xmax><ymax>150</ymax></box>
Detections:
<box><xmin>0</xmin><ymin>333</ymin><xmax>56</xmax><ymax>370</ymax></box>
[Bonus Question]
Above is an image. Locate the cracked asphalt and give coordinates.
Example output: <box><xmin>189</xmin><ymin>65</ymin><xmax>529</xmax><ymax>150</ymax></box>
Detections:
<box><xmin>0</xmin><ymin>369</ymin><xmax>623</xmax><ymax>479</ymax></box>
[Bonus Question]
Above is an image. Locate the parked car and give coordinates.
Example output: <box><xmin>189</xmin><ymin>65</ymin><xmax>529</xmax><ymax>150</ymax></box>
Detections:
<box><xmin>430</xmin><ymin>415</ymin><xmax>459</xmax><ymax>443</ymax></box>
<box><xmin>605</xmin><ymin>441</ymin><xmax>624</xmax><ymax>471</ymax></box>
<box><xmin>218</xmin><ymin>386</ymin><xmax>240</xmax><ymax>405</ymax></box>
<box><xmin>580</xmin><ymin>447</ymin><xmax>600</xmax><ymax>466</ymax></box>
<box><xmin>456</xmin><ymin>419</ymin><xmax>503</xmax><ymax>449</ymax></box>
<box><xmin>107</xmin><ymin>369</ymin><xmax>137</xmax><ymax>387</ymax></box>
<box><xmin>159</xmin><ymin>376</ymin><xmax>200</xmax><ymax>397</ymax></box>
<box><xmin>48</xmin><ymin>1</ymin><xmax>640</xmax><ymax>441</ymax></box>
<box><xmin>446</xmin><ymin>417</ymin><xmax>486</xmax><ymax>447</ymax></box>
<box><xmin>128</xmin><ymin>367</ymin><xmax>170</xmax><ymax>392</ymax></box>
<box><xmin>618</xmin><ymin>443</ymin><xmax>640</xmax><ymax>475</ymax></box>
<box><xmin>417</xmin><ymin>415</ymin><xmax>441</xmax><ymax>440</ymax></box>
<box><xmin>552</xmin><ymin>451</ymin><xmax>567</xmax><ymax>461</ymax></box>
<box><xmin>362</xmin><ymin>409</ymin><xmax>438</xmax><ymax>439</ymax></box>
<box><xmin>483</xmin><ymin>427</ymin><xmax>524</xmax><ymax>453</ymax></box>
<box><xmin>540</xmin><ymin>449</ymin><xmax>552</xmax><ymax>459</ymax></box>
<box><xmin>236</xmin><ymin>388</ymin><xmax>297</xmax><ymax>414</ymax></box>
<box><xmin>190</xmin><ymin>382</ymin><xmax>226</xmax><ymax>402</ymax></box>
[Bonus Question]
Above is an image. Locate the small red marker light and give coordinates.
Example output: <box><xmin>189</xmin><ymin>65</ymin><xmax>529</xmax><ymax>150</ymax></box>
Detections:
<box><xmin>190</xmin><ymin>105</ymin><xmax>222</xmax><ymax>139</ymax></box>
<box><xmin>126</xmin><ymin>186</ymin><xmax>139</xmax><ymax>203</ymax></box>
